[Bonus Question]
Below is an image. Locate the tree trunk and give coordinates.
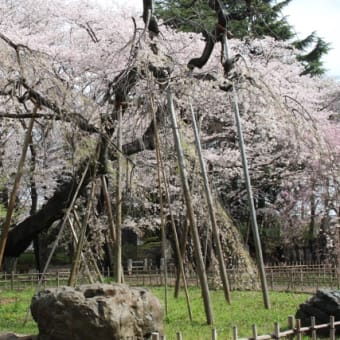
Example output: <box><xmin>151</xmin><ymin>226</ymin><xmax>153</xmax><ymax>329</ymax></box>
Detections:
<box><xmin>4</xmin><ymin>121</ymin><xmax>156</xmax><ymax>259</ymax></box>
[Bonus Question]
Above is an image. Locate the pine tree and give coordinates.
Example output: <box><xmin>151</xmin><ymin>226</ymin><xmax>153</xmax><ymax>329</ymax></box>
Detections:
<box><xmin>154</xmin><ymin>0</ymin><xmax>329</xmax><ymax>76</ymax></box>
<box><xmin>154</xmin><ymin>0</ymin><xmax>294</xmax><ymax>39</ymax></box>
<box><xmin>294</xmin><ymin>32</ymin><xmax>330</xmax><ymax>76</ymax></box>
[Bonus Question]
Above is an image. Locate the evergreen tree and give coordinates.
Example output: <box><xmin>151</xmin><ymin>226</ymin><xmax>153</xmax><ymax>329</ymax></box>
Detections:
<box><xmin>294</xmin><ymin>32</ymin><xmax>330</xmax><ymax>76</ymax></box>
<box><xmin>154</xmin><ymin>0</ymin><xmax>294</xmax><ymax>39</ymax></box>
<box><xmin>154</xmin><ymin>0</ymin><xmax>329</xmax><ymax>76</ymax></box>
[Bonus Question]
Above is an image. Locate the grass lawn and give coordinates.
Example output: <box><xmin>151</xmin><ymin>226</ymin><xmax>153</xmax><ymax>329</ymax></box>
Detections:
<box><xmin>152</xmin><ymin>288</ymin><xmax>310</xmax><ymax>339</ymax></box>
<box><xmin>0</xmin><ymin>287</ymin><xmax>310</xmax><ymax>339</ymax></box>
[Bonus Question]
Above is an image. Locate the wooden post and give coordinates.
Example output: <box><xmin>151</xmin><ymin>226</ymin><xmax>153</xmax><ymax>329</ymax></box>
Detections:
<box><xmin>151</xmin><ymin>332</ymin><xmax>159</xmax><ymax>340</ymax></box>
<box><xmin>311</xmin><ymin>316</ymin><xmax>316</xmax><ymax>340</ymax></box>
<box><xmin>176</xmin><ymin>332</ymin><xmax>182</xmax><ymax>340</ymax></box>
<box><xmin>274</xmin><ymin>322</ymin><xmax>280</xmax><ymax>339</ymax></box>
<box><xmin>330</xmin><ymin>316</ymin><xmax>335</xmax><ymax>340</ymax></box>
<box><xmin>252</xmin><ymin>324</ymin><xmax>258</xmax><ymax>340</ymax></box>
<box><xmin>10</xmin><ymin>271</ymin><xmax>14</xmax><ymax>290</ymax></box>
<box><xmin>190</xmin><ymin>103</ymin><xmax>231</xmax><ymax>304</ymax></box>
<box><xmin>232</xmin><ymin>326</ymin><xmax>238</xmax><ymax>340</ymax></box>
<box><xmin>288</xmin><ymin>315</ymin><xmax>295</xmax><ymax>340</ymax></box>
<box><xmin>168</xmin><ymin>88</ymin><xmax>214</xmax><ymax>325</ymax></box>
<box><xmin>296</xmin><ymin>319</ymin><xmax>302</xmax><ymax>340</ymax></box>
<box><xmin>212</xmin><ymin>328</ymin><xmax>217</xmax><ymax>340</ymax></box>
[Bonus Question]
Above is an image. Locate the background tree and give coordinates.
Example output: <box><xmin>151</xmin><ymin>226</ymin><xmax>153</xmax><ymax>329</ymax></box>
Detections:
<box><xmin>0</xmin><ymin>0</ymin><xmax>339</xmax><ymax>274</ymax></box>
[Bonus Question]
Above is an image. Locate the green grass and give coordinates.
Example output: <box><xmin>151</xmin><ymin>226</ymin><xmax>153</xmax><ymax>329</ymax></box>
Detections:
<box><xmin>0</xmin><ymin>287</ymin><xmax>310</xmax><ymax>338</ymax></box>
<box><xmin>152</xmin><ymin>288</ymin><xmax>310</xmax><ymax>339</ymax></box>
<box><xmin>0</xmin><ymin>288</ymin><xmax>37</xmax><ymax>334</ymax></box>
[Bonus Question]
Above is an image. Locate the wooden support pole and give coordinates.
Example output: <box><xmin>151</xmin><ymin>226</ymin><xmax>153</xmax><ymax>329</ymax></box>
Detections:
<box><xmin>0</xmin><ymin>106</ymin><xmax>37</xmax><ymax>270</ymax></box>
<box><xmin>168</xmin><ymin>88</ymin><xmax>214</xmax><ymax>325</ymax></box>
<box><xmin>190</xmin><ymin>102</ymin><xmax>231</xmax><ymax>304</ymax></box>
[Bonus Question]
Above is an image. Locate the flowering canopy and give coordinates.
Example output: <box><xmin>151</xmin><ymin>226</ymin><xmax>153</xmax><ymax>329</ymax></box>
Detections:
<box><xmin>0</xmin><ymin>0</ymin><xmax>339</xmax><ymax>263</ymax></box>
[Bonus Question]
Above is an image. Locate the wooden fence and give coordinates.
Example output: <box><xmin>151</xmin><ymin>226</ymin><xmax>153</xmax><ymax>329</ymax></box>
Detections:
<box><xmin>150</xmin><ymin>315</ymin><xmax>340</xmax><ymax>339</ymax></box>
<box><xmin>265</xmin><ymin>264</ymin><xmax>340</xmax><ymax>291</ymax></box>
<box><xmin>0</xmin><ymin>270</ymin><xmax>90</xmax><ymax>290</ymax></box>
<box><xmin>1</xmin><ymin>263</ymin><xmax>340</xmax><ymax>291</ymax></box>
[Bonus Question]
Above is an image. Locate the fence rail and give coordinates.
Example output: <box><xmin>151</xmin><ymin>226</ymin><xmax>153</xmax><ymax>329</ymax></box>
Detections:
<box><xmin>1</xmin><ymin>263</ymin><xmax>340</xmax><ymax>291</ymax></box>
<box><xmin>150</xmin><ymin>315</ymin><xmax>340</xmax><ymax>339</ymax></box>
<box><xmin>134</xmin><ymin>315</ymin><xmax>340</xmax><ymax>339</ymax></box>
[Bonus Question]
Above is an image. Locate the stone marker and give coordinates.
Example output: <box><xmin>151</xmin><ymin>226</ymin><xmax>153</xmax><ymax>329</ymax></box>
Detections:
<box><xmin>31</xmin><ymin>283</ymin><xmax>163</xmax><ymax>340</ymax></box>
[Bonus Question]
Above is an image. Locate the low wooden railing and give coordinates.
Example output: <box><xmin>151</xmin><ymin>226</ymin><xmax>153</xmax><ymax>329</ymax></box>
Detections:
<box><xmin>150</xmin><ymin>315</ymin><xmax>340</xmax><ymax>339</ymax></box>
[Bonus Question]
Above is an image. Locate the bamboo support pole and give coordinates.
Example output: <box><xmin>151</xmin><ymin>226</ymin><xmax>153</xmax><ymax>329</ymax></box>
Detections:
<box><xmin>168</xmin><ymin>88</ymin><xmax>214</xmax><ymax>325</ymax></box>
<box><xmin>231</xmin><ymin>82</ymin><xmax>270</xmax><ymax>309</ymax></box>
<box><xmin>115</xmin><ymin>107</ymin><xmax>123</xmax><ymax>283</ymax></box>
<box><xmin>0</xmin><ymin>106</ymin><xmax>37</xmax><ymax>270</ymax></box>
<box><xmin>68</xmin><ymin>181</ymin><xmax>96</xmax><ymax>287</ymax></box>
<box><xmin>69</xmin><ymin>214</ymin><xmax>103</xmax><ymax>283</ymax></box>
<box><xmin>151</xmin><ymin>102</ymin><xmax>169</xmax><ymax>316</ymax></box>
<box><xmin>101</xmin><ymin>175</ymin><xmax>116</xmax><ymax>243</ymax></box>
<box><xmin>174</xmin><ymin>214</ymin><xmax>190</xmax><ymax>298</ymax></box>
<box><xmin>221</xmin><ymin>33</ymin><xmax>270</xmax><ymax>309</ymax></box>
<box><xmin>149</xmin><ymin>97</ymin><xmax>192</xmax><ymax>321</ymax></box>
<box><xmin>190</xmin><ymin>102</ymin><xmax>231</xmax><ymax>304</ymax></box>
<box><xmin>161</xmin><ymin>175</ymin><xmax>192</xmax><ymax>321</ymax></box>
<box><xmin>67</xmin><ymin>217</ymin><xmax>94</xmax><ymax>284</ymax></box>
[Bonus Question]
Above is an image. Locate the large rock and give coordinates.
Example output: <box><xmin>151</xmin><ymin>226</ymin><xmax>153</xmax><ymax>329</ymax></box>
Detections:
<box><xmin>296</xmin><ymin>289</ymin><xmax>340</xmax><ymax>335</ymax></box>
<box><xmin>30</xmin><ymin>283</ymin><xmax>163</xmax><ymax>340</ymax></box>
